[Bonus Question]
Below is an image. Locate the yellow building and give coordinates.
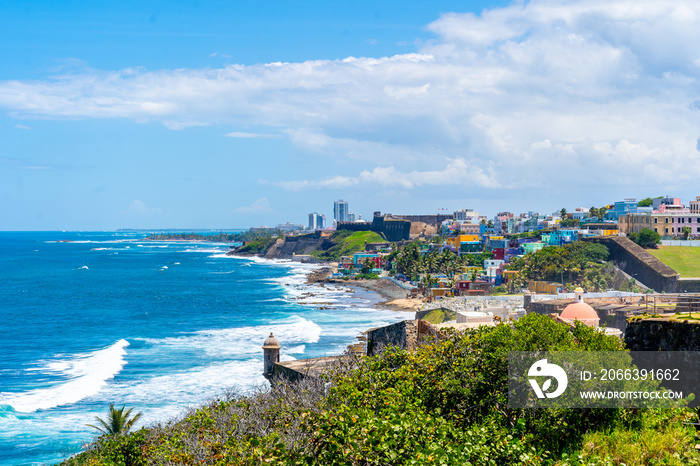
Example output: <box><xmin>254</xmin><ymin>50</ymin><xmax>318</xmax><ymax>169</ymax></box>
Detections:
<box><xmin>430</xmin><ymin>288</ymin><xmax>452</xmax><ymax>298</ymax></box>
<box><xmin>651</xmin><ymin>214</ymin><xmax>673</xmax><ymax>236</ymax></box>
<box><xmin>448</xmin><ymin>234</ymin><xmax>479</xmax><ymax>250</ymax></box>
<box><xmin>527</xmin><ymin>280</ymin><xmax>563</xmax><ymax>294</ymax></box>
<box><xmin>621</xmin><ymin>212</ymin><xmax>675</xmax><ymax>236</ymax></box>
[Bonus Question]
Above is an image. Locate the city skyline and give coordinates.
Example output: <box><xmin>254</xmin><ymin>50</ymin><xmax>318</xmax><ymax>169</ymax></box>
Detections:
<box><xmin>2</xmin><ymin>1</ymin><xmax>700</xmax><ymax>230</ymax></box>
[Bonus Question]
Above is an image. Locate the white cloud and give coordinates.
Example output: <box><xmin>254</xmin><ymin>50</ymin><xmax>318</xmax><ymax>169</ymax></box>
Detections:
<box><xmin>270</xmin><ymin>158</ymin><xmax>500</xmax><ymax>191</ymax></box>
<box><xmin>1</xmin><ymin>0</ymin><xmax>700</xmax><ymax>191</ymax></box>
<box><xmin>120</xmin><ymin>200</ymin><xmax>162</xmax><ymax>217</ymax></box>
<box><xmin>163</xmin><ymin>121</ymin><xmax>211</xmax><ymax>130</ymax></box>
<box><xmin>224</xmin><ymin>131</ymin><xmax>283</xmax><ymax>139</ymax></box>
<box><xmin>234</xmin><ymin>197</ymin><xmax>273</xmax><ymax>213</ymax></box>
<box><xmin>14</xmin><ymin>124</ymin><xmax>31</xmax><ymax>130</ymax></box>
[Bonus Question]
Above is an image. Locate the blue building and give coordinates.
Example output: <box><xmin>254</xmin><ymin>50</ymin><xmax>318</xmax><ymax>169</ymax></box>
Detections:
<box><xmin>541</xmin><ymin>229</ymin><xmax>579</xmax><ymax>246</ymax></box>
<box><xmin>479</xmin><ymin>223</ymin><xmax>494</xmax><ymax>236</ymax></box>
<box><xmin>605</xmin><ymin>199</ymin><xmax>652</xmax><ymax>221</ymax></box>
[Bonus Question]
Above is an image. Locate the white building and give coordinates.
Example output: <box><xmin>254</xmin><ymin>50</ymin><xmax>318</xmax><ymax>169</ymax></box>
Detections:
<box><xmin>334</xmin><ymin>200</ymin><xmax>349</xmax><ymax>222</ymax></box>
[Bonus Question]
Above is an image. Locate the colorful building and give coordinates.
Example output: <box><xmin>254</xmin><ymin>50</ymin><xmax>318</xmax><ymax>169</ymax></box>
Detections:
<box><xmin>619</xmin><ymin>196</ymin><xmax>700</xmax><ymax>238</ymax></box>
<box><xmin>527</xmin><ymin>280</ymin><xmax>563</xmax><ymax>294</ymax></box>
<box><xmin>541</xmin><ymin>230</ymin><xmax>578</xmax><ymax>246</ymax></box>
<box><xmin>522</xmin><ymin>242</ymin><xmax>546</xmax><ymax>254</ymax></box>
<box><xmin>605</xmin><ymin>199</ymin><xmax>643</xmax><ymax>221</ymax></box>
<box><xmin>353</xmin><ymin>252</ymin><xmax>382</xmax><ymax>268</ymax></box>
<box><xmin>447</xmin><ymin>234</ymin><xmax>480</xmax><ymax>251</ymax></box>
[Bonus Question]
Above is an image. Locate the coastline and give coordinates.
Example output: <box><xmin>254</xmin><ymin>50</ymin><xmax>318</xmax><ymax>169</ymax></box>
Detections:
<box><xmin>305</xmin><ymin>266</ymin><xmax>422</xmax><ymax>313</ymax></box>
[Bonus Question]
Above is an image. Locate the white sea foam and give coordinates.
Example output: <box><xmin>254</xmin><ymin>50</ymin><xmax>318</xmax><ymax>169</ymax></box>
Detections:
<box><xmin>78</xmin><ymin>266</ymin><xmax>89</xmax><ymax>270</ymax></box>
<box><xmin>50</xmin><ymin>239</ymin><xmax>137</xmax><ymax>244</ymax></box>
<box><xmin>285</xmin><ymin>345</ymin><xmax>306</xmax><ymax>354</ymax></box>
<box><xmin>0</xmin><ymin>340</ymin><xmax>130</xmax><ymax>413</ymax></box>
<box><xmin>136</xmin><ymin>316</ymin><xmax>322</xmax><ymax>358</ymax></box>
<box><xmin>185</xmin><ymin>248</ymin><xmax>227</xmax><ymax>254</ymax></box>
<box><xmin>96</xmin><ymin>358</ymin><xmax>267</xmax><ymax>423</ymax></box>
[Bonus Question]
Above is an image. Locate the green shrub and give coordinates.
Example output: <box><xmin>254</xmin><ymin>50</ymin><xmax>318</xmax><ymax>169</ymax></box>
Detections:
<box><xmin>60</xmin><ymin>314</ymin><xmax>700</xmax><ymax>466</ymax></box>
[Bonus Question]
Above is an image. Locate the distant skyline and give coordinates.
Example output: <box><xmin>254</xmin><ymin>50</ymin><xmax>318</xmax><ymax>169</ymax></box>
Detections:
<box><xmin>2</xmin><ymin>0</ymin><xmax>700</xmax><ymax>230</ymax></box>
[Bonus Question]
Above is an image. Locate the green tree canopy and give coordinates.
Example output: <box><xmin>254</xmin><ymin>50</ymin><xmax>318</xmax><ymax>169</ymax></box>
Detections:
<box><xmin>506</xmin><ymin>241</ymin><xmax>610</xmax><ymax>288</ymax></box>
<box><xmin>638</xmin><ymin>197</ymin><xmax>653</xmax><ymax>207</ymax></box>
<box><xmin>628</xmin><ymin>228</ymin><xmax>661</xmax><ymax>249</ymax></box>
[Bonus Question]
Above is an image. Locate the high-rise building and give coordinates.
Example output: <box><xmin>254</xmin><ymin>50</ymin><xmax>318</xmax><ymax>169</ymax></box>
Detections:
<box><xmin>308</xmin><ymin>212</ymin><xmax>318</xmax><ymax>230</ymax></box>
<box><xmin>308</xmin><ymin>212</ymin><xmax>327</xmax><ymax>230</ymax></box>
<box><xmin>334</xmin><ymin>200</ymin><xmax>349</xmax><ymax>223</ymax></box>
<box><xmin>348</xmin><ymin>212</ymin><xmax>356</xmax><ymax>222</ymax></box>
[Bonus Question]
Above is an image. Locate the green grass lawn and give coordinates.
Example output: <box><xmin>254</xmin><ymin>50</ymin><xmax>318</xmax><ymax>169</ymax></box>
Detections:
<box><xmin>420</xmin><ymin>308</ymin><xmax>456</xmax><ymax>324</ymax></box>
<box><xmin>340</xmin><ymin>230</ymin><xmax>385</xmax><ymax>252</ymax></box>
<box><xmin>311</xmin><ymin>230</ymin><xmax>386</xmax><ymax>261</ymax></box>
<box><xmin>648</xmin><ymin>246</ymin><xmax>700</xmax><ymax>277</ymax></box>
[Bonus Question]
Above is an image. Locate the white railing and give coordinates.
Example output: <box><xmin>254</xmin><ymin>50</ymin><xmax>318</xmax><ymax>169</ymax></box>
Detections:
<box><xmin>530</xmin><ymin>291</ymin><xmax>643</xmax><ymax>301</ymax></box>
<box><xmin>661</xmin><ymin>240</ymin><xmax>700</xmax><ymax>247</ymax></box>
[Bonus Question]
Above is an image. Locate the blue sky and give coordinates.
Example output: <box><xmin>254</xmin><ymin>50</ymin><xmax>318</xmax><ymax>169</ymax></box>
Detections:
<box><xmin>2</xmin><ymin>0</ymin><xmax>700</xmax><ymax>230</ymax></box>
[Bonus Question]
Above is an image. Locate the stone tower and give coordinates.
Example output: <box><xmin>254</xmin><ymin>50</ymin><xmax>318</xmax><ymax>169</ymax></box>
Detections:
<box><xmin>262</xmin><ymin>332</ymin><xmax>281</xmax><ymax>379</ymax></box>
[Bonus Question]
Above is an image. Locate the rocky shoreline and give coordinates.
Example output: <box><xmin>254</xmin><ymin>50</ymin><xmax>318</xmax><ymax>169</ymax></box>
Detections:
<box><xmin>305</xmin><ymin>266</ymin><xmax>422</xmax><ymax>313</ymax></box>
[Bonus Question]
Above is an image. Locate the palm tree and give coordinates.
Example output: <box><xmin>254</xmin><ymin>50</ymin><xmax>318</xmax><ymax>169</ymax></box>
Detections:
<box><xmin>87</xmin><ymin>404</ymin><xmax>143</xmax><ymax>436</ymax></box>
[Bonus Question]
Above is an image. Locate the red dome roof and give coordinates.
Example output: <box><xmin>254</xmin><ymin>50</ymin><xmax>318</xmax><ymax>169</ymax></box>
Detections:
<box><xmin>561</xmin><ymin>302</ymin><xmax>599</xmax><ymax>326</ymax></box>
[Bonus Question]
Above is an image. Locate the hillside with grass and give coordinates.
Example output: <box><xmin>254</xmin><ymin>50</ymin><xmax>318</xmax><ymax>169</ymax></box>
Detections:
<box><xmin>61</xmin><ymin>314</ymin><xmax>700</xmax><ymax>466</ymax></box>
<box><xmin>311</xmin><ymin>230</ymin><xmax>385</xmax><ymax>261</ymax></box>
<box><xmin>648</xmin><ymin>246</ymin><xmax>700</xmax><ymax>277</ymax></box>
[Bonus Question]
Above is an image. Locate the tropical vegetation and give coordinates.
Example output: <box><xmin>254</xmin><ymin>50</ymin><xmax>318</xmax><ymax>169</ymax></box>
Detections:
<box><xmin>506</xmin><ymin>242</ymin><xmax>618</xmax><ymax>291</ymax></box>
<box><xmin>386</xmin><ymin>241</ymin><xmax>493</xmax><ymax>280</ymax></box>
<box><xmin>147</xmin><ymin>230</ymin><xmax>280</xmax><ymax>243</ymax></box>
<box><xmin>628</xmin><ymin>228</ymin><xmax>661</xmax><ymax>249</ymax></box>
<box><xmin>87</xmin><ymin>404</ymin><xmax>143</xmax><ymax>437</ymax></box>
<box><xmin>60</xmin><ymin>314</ymin><xmax>700</xmax><ymax>465</ymax></box>
<box><xmin>236</xmin><ymin>235</ymin><xmax>281</xmax><ymax>254</ymax></box>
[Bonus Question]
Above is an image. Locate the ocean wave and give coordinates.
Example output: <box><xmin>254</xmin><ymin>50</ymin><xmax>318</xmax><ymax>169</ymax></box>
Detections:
<box><xmin>49</xmin><ymin>239</ymin><xmax>138</xmax><ymax>244</ymax></box>
<box><xmin>285</xmin><ymin>345</ymin><xmax>306</xmax><ymax>354</ymax></box>
<box><xmin>184</xmin><ymin>248</ymin><xmax>228</xmax><ymax>254</ymax></box>
<box><xmin>135</xmin><ymin>316</ymin><xmax>322</xmax><ymax>358</ymax></box>
<box><xmin>0</xmin><ymin>340</ymin><xmax>130</xmax><ymax>413</ymax></box>
<box><xmin>98</xmin><ymin>359</ymin><xmax>266</xmax><ymax>422</ymax></box>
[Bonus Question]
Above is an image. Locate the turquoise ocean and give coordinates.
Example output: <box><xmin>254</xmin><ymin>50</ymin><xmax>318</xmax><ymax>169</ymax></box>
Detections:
<box><xmin>0</xmin><ymin>231</ymin><xmax>412</xmax><ymax>465</ymax></box>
